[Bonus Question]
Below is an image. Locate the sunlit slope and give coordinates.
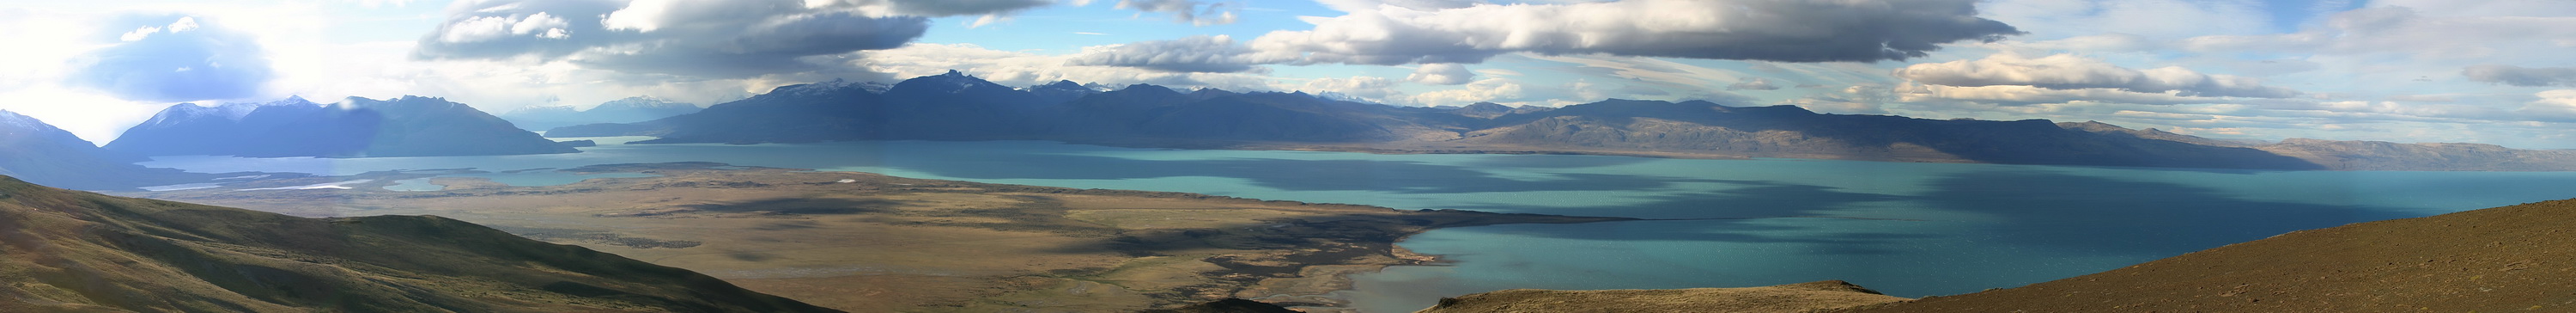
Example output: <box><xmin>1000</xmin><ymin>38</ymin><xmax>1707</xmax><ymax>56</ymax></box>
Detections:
<box><xmin>1835</xmin><ymin>198</ymin><xmax>2576</xmax><ymax>312</ymax></box>
<box><xmin>1415</xmin><ymin>199</ymin><xmax>2576</xmax><ymax>312</ymax></box>
<box><xmin>0</xmin><ymin>175</ymin><xmax>835</xmax><ymax>312</ymax></box>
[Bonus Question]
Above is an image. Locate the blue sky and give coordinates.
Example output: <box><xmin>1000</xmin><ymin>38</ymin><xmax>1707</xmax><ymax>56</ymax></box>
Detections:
<box><xmin>4</xmin><ymin>0</ymin><xmax>2576</xmax><ymax>149</ymax></box>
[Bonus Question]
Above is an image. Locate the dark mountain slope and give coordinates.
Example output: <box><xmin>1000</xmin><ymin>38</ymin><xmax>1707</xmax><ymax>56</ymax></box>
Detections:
<box><xmin>109</xmin><ymin>96</ymin><xmax>577</xmax><ymax>157</ymax></box>
<box><xmin>0</xmin><ymin>175</ymin><xmax>835</xmax><ymax>312</ymax></box>
<box><xmin>1457</xmin><ymin>100</ymin><xmax>2324</xmax><ymax>169</ymax></box>
<box><xmin>535</xmin><ymin>72</ymin><xmax>2576</xmax><ymax>171</ymax></box>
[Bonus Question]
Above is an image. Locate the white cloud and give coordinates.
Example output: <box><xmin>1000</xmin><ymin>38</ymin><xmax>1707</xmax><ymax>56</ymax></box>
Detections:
<box><xmin>1297</xmin><ymin>76</ymin><xmax>1400</xmax><ymax>102</ymax></box>
<box><xmin>1064</xmin><ymin>35</ymin><xmax>1280</xmax><ymax>72</ymax></box>
<box><xmin>2520</xmin><ymin>89</ymin><xmax>2576</xmax><ymax>121</ymax></box>
<box><xmin>1114</xmin><ymin>0</ymin><xmax>1236</xmax><ymax>26</ymax></box>
<box><xmin>1893</xmin><ymin>53</ymin><xmax>2301</xmax><ymax>98</ymax></box>
<box><xmin>1726</xmin><ymin>77</ymin><xmax>1779</xmax><ymax>91</ymax></box>
<box><xmin>2464</xmin><ymin>64</ymin><xmax>2576</xmax><ymax>87</ymax></box>
<box><xmin>1895</xmin><ymin>83</ymin><xmax>2245</xmax><ymax>106</ymax></box>
<box><xmin>2178</xmin><ymin>6</ymin><xmax>2576</xmax><ymax>61</ymax></box>
<box><xmin>419</xmin><ymin>0</ymin><xmax>929</xmax><ymax>77</ymax></box>
<box><xmin>1406</xmin><ymin>77</ymin><xmax>1523</xmax><ymax>107</ymax></box>
<box><xmin>858</xmin><ymin>42</ymin><xmax>1277</xmax><ymax>91</ymax></box>
<box><xmin>1242</xmin><ymin>0</ymin><xmax>2019</xmax><ymax>65</ymax></box>
<box><xmin>1405</xmin><ymin>63</ymin><xmax>1473</xmax><ymax>85</ymax></box>
<box><xmin>1777</xmin><ymin>85</ymin><xmax>1888</xmax><ymax>114</ymax></box>
<box><xmin>1070</xmin><ymin>0</ymin><xmax>2020</xmax><ymax>71</ymax></box>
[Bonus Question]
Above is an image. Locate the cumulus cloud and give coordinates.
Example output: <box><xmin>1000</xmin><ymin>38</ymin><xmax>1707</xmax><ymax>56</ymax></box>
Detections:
<box><xmin>1406</xmin><ymin>64</ymin><xmax>1473</xmax><ymax>85</ymax></box>
<box><xmin>1777</xmin><ymin>85</ymin><xmax>1889</xmax><ymax>114</ymax></box>
<box><xmin>2464</xmin><ymin>64</ymin><xmax>2576</xmax><ymax>87</ymax></box>
<box><xmin>1069</xmin><ymin>0</ymin><xmax>2018</xmax><ymax>71</ymax></box>
<box><xmin>1726</xmin><ymin>77</ymin><xmax>1780</xmax><ymax>90</ymax></box>
<box><xmin>2179</xmin><ymin>7</ymin><xmax>2576</xmax><ymax>60</ymax></box>
<box><xmin>1893</xmin><ymin>53</ymin><xmax>2301</xmax><ymax>98</ymax></box>
<box><xmin>1314</xmin><ymin>0</ymin><xmax>1476</xmax><ymax>12</ymax></box>
<box><xmin>1297</xmin><ymin>76</ymin><xmax>1400</xmax><ymax>102</ymax></box>
<box><xmin>856</xmin><ymin>42</ymin><xmax>1277</xmax><ymax>91</ymax></box>
<box><xmin>2521</xmin><ymin>89</ymin><xmax>2576</xmax><ymax>121</ymax></box>
<box><xmin>1115</xmin><ymin>0</ymin><xmax>1238</xmax><ymax>26</ymax></box>
<box><xmin>1065</xmin><ymin>35</ymin><xmax>1280</xmax><ymax>72</ymax></box>
<box><xmin>1408</xmin><ymin>77</ymin><xmax>1525</xmax><ymax>107</ymax></box>
<box><xmin>1242</xmin><ymin>0</ymin><xmax>2019</xmax><ymax>65</ymax></box>
<box><xmin>1895</xmin><ymin>83</ymin><xmax>2251</xmax><ymax>106</ymax></box>
<box><xmin>69</xmin><ymin>15</ymin><xmax>274</xmax><ymax>101</ymax></box>
<box><xmin>421</xmin><ymin>0</ymin><xmax>1100</xmax><ymax>77</ymax></box>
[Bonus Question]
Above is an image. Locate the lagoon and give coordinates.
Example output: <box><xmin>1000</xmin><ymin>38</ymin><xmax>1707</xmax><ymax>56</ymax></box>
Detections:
<box><xmin>139</xmin><ymin>139</ymin><xmax>2576</xmax><ymax>312</ymax></box>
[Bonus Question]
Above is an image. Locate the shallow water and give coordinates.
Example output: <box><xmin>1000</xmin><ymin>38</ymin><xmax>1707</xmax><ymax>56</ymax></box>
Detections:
<box><xmin>137</xmin><ymin>139</ymin><xmax>2576</xmax><ymax>312</ymax></box>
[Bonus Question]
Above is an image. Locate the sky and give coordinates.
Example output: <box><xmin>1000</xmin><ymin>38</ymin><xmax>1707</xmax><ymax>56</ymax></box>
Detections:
<box><xmin>4</xmin><ymin>0</ymin><xmax>2576</xmax><ymax>149</ymax></box>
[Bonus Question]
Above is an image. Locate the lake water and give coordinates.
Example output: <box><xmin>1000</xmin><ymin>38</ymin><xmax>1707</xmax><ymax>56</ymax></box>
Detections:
<box><xmin>139</xmin><ymin>139</ymin><xmax>2576</xmax><ymax>312</ymax></box>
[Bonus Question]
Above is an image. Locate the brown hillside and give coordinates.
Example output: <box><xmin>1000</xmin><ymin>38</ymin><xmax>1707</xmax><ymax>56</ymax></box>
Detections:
<box><xmin>1835</xmin><ymin>199</ymin><xmax>2576</xmax><ymax>312</ymax></box>
<box><xmin>0</xmin><ymin>175</ymin><xmax>834</xmax><ymax>312</ymax></box>
<box><xmin>1417</xmin><ymin>280</ymin><xmax>1907</xmax><ymax>313</ymax></box>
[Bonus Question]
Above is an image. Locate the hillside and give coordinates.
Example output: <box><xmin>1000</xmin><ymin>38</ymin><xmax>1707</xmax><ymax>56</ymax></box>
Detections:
<box><xmin>0</xmin><ymin>175</ymin><xmax>835</xmax><ymax>312</ymax></box>
<box><xmin>1828</xmin><ymin>198</ymin><xmax>2576</xmax><ymax>312</ymax></box>
<box><xmin>1418</xmin><ymin>198</ymin><xmax>2576</xmax><ymax>312</ymax></box>
<box><xmin>108</xmin><ymin>96</ymin><xmax>580</xmax><ymax>158</ymax></box>
<box><xmin>1416</xmin><ymin>280</ymin><xmax>1907</xmax><ymax>313</ymax></box>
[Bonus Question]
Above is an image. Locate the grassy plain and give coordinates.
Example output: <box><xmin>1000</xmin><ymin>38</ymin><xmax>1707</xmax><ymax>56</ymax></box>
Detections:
<box><xmin>126</xmin><ymin>163</ymin><xmax>1630</xmax><ymax>312</ymax></box>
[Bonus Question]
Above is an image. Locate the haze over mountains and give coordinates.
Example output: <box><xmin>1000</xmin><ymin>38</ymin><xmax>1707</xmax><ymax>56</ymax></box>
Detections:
<box><xmin>500</xmin><ymin>96</ymin><xmax>702</xmax><ymax>131</ymax></box>
<box><xmin>550</xmin><ymin>71</ymin><xmax>2576</xmax><ymax>171</ymax></box>
<box><xmin>108</xmin><ymin>96</ymin><xmax>579</xmax><ymax>158</ymax></box>
<box><xmin>0</xmin><ymin>175</ymin><xmax>835</xmax><ymax>312</ymax></box>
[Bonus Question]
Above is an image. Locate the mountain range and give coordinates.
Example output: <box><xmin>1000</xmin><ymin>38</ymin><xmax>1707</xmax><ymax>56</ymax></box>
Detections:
<box><xmin>550</xmin><ymin>71</ymin><xmax>2576</xmax><ymax>171</ymax></box>
<box><xmin>500</xmin><ymin>96</ymin><xmax>702</xmax><ymax>131</ymax></box>
<box><xmin>107</xmin><ymin>96</ymin><xmax>580</xmax><ymax>158</ymax></box>
<box><xmin>0</xmin><ymin>174</ymin><xmax>835</xmax><ymax>312</ymax></box>
<box><xmin>0</xmin><ymin>110</ymin><xmax>225</xmax><ymax>190</ymax></box>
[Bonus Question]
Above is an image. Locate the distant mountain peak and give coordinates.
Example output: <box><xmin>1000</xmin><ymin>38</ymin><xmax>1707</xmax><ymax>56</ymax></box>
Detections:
<box><xmin>0</xmin><ymin>109</ymin><xmax>42</xmax><ymax>130</ymax></box>
<box><xmin>597</xmin><ymin>95</ymin><xmax>696</xmax><ymax>110</ymax></box>
<box><xmin>1030</xmin><ymin>80</ymin><xmax>1092</xmax><ymax>91</ymax></box>
<box><xmin>892</xmin><ymin>70</ymin><xmax>1009</xmax><ymax>95</ymax></box>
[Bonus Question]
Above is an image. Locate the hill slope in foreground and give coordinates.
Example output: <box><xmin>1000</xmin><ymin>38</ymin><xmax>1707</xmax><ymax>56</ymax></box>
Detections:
<box><xmin>0</xmin><ymin>175</ymin><xmax>833</xmax><ymax>312</ymax></box>
<box><xmin>1419</xmin><ymin>199</ymin><xmax>2576</xmax><ymax>312</ymax></box>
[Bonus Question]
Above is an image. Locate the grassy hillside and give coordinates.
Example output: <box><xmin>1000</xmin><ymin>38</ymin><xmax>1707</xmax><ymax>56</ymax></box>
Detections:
<box><xmin>0</xmin><ymin>175</ymin><xmax>835</xmax><ymax>312</ymax></box>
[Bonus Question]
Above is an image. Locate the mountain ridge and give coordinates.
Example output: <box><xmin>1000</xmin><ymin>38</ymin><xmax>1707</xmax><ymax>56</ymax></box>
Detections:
<box><xmin>110</xmin><ymin>96</ymin><xmax>580</xmax><ymax>158</ymax></box>
<box><xmin>0</xmin><ymin>110</ymin><xmax>238</xmax><ymax>190</ymax></box>
<box><xmin>502</xmin><ymin>96</ymin><xmax>704</xmax><ymax>131</ymax></box>
<box><xmin>544</xmin><ymin>71</ymin><xmax>2574</xmax><ymax>171</ymax></box>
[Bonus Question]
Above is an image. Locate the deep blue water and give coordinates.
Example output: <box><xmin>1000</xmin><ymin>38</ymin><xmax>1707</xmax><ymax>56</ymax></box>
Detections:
<box><xmin>138</xmin><ymin>139</ymin><xmax>2576</xmax><ymax>312</ymax></box>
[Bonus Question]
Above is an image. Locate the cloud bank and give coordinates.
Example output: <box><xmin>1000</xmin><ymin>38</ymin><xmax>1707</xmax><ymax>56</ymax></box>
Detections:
<box><xmin>1071</xmin><ymin>0</ymin><xmax>2021</xmax><ymax>72</ymax></box>
<box><xmin>70</xmin><ymin>15</ymin><xmax>274</xmax><ymax>101</ymax></box>
<box><xmin>2464</xmin><ymin>64</ymin><xmax>2576</xmax><ymax>87</ymax></box>
<box><xmin>1894</xmin><ymin>53</ymin><xmax>2300</xmax><ymax>98</ymax></box>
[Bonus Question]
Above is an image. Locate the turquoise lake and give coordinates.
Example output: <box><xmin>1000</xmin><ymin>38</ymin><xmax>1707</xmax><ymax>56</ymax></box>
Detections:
<box><xmin>139</xmin><ymin>139</ymin><xmax>2576</xmax><ymax>312</ymax></box>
